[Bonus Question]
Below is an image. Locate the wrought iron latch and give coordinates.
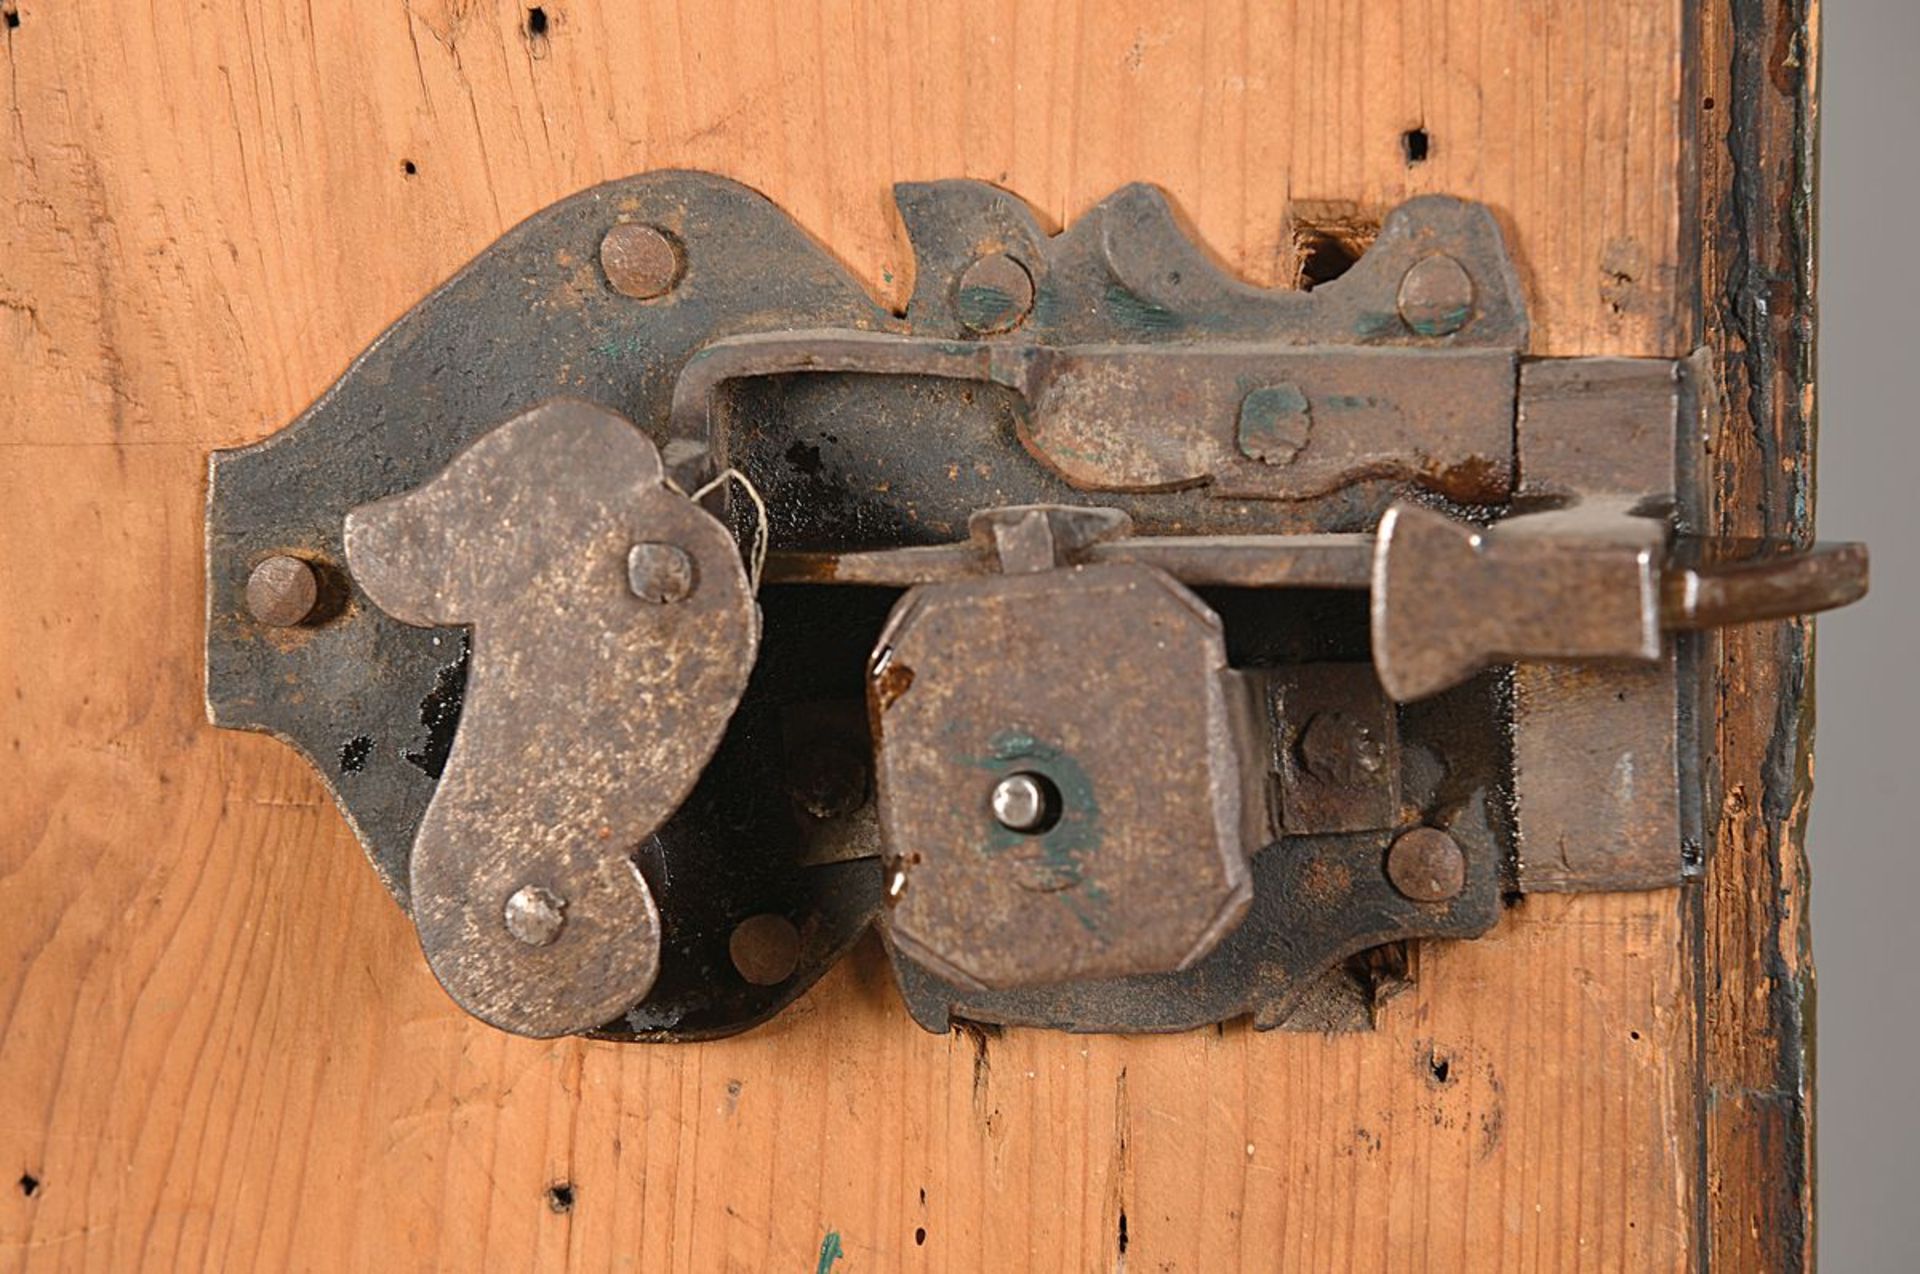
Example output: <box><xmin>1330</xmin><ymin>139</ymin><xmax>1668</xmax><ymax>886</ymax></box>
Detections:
<box><xmin>206</xmin><ymin>172</ymin><xmax>1866</xmax><ymax>1040</ymax></box>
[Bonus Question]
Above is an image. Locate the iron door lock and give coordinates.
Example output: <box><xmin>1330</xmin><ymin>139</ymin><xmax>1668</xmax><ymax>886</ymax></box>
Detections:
<box><xmin>206</xmin><ymin>172</ymin><xmax>1866</xmax><ymax>1040</ymax></box>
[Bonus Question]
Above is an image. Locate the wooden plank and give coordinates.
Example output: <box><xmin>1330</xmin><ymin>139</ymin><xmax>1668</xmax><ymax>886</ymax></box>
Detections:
<box><xmin>1692</xmin><ymin>1</ymin><xmax>1821</xmax><ymax>1269</ymax></box>
<box><xmin>1</xmin><ymin>2</ymin><xmax>1704</xmax><ymax>1269</ymax></box>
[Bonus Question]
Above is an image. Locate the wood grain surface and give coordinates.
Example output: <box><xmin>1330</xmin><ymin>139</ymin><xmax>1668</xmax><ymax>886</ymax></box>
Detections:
<box><xmin>0</xmin><ymin>1</ymin><xmax>1751</xmax><ymax>1269</ymax></box>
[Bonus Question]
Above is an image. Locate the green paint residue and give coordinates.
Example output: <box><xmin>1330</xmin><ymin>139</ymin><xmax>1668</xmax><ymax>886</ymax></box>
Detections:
<box><xmin>1101</xmin><ymin>284</ymin><xmax>1184</xmax><ymax>334</ymax></box>
<box><xmin>816</xmin><ymin>1231</ymin><xmax>845</xmax><ymax>1274</ymax></box>
<box><xmin>955</xmin><ymin>283</ymin><xmax>1019</xmax><ymax>330</ymax></box>
<box><xmin>963</xmin><ymin>730</ymin><xmax>1111</xmax><ymax>934</ymax></box>
<box><xmin>1353</xmin><ymin>310</ymin><xmax>1404</xmax><ymax>341</ymax></box>
<box><xmin>1406</xmin><ymin>308</ymin><xmax>1470</xmax><ymax>337</ymax></box>
<box><xmin>591</xmin><ymin>333</ymin><xmax>647</xmax><ymax>361</ymax></box>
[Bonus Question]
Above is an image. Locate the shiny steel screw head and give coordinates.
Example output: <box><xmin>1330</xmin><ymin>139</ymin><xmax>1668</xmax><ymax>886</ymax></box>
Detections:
<box><xmin>503</xmin><ymin>885</ymin><xmax>567</xmax><ymax>946</ymax></box>
<box><xmin>990</xmin><ymin>772</ymin><xmax>1058</xmax><ymax>834</ymax></box>
<box><xmin>1386</xmin><ymin>827</ymin><xmax>1468</xmax><ymax>902</ymax></box>
<box><xmin>600</xmin><ymin>223</ymin><xmax>681</xmax><ymax>300</ymax></box>
<box><xmin>245</xmin><ymin>555</ymin><xmax>319</xmax><ymax>627</ymax></box>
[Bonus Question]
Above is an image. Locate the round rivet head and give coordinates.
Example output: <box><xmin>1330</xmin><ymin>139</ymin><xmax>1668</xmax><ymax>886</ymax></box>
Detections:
<box><xmin>1299</xmin><ymin>711</ymin><xmax>1387</xmax><ymax>785</ymax></box>
<box><xmin>600</xmin><ymin>223</ymin><xmax>681</xmax><ymax>300</ymax></box>
<box><xmin>955</xmin><ymin>252</ymin><xmax>1035</xmax><ymax>334</ymax></box>
<box><xmin>1397</xmin><ymin>253</ymin><xmax>1475</xmax><ymax>337</ymax></box>
<box><xmin>788</xmin><ymin>746</ymin><xmax>870</xmax><ymax>821</ymax></box>
<box><xmin>504</xmin><ymin>885</ymin><xmax>567</xmax><ymax>946</ymax></box>
<box><xmin>246</xmin><ymin>555</ymin><xmax>319</xmax><ymax>627</ymax></box>
<box><xmin>729</xmin><ymin>913</ymin><xmax>802</xmax><ymax>986</ymax></box>
<box><xmin>1386</xmin><ymin>827</ymin><xmax>1468</xmax><ymax>902</ymax></box>
<box><xmin>627</xmin><ymin>542</ymin><xmax>694</xmax><ymax>603</ymax></box>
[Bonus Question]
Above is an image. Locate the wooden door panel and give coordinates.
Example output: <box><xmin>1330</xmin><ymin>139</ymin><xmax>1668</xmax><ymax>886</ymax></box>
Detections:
<box><xmin>1</xmin><ymin>2</ymin><xmax>1815</xmax><ymax>1269</ymax></box>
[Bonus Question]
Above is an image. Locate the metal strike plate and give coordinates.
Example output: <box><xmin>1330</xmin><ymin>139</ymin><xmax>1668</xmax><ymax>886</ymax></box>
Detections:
<box><xmin>206</xmin><ymin>171</ymin><xmax>1867</xmax><ymax>1041</ymax></box>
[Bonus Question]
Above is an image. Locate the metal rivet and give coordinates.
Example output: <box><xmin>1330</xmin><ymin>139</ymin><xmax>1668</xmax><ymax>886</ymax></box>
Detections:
<box><xmin>1397</xmin><ymin>254</ymin><xmax>1475</xmax><ymax>337</ymax></box>
<box><xmin>1386</xmin><ymin>827</ymin><xmax>1467</xmax><ymax>902</ymax></box>
<box><xmin>600</xmin><ymin>223</ymin><xmax>681</xmax><ymax>300</ymax></box>
<box><xmin>788</xmin><ymin>746</ymin><xmax>870</xmax><ymax>821</ymax></box>
<box><xmin>1299</xmin><ymin>711</ymin><xmax>1387</xmax><ymax>785</ymax></box>
<box><xmin>1237</xmin><ymin>384</ymin><xmax>1313</xmax><ymax>465</ymax></box>
<box><xmin>990</xmin><ymin>772</ymin><xmax>1058</xmax><ymax>834</ymax></box>
<box><xmin>245</xmin><ymin>555</ymin><xmax>319</xmax><ymax>627</ymax></box>
<box><xmin>729</xmin><ymin>913</ymin><xmax>802</xmax><ymax>985</ymax></box>
<box><xmin>504</xmin><ymin>885</ymin><xmax>567</xmax><ymax>946</ymax></box>
<box><xmin>955</xmin><ymin>252</ymin><xmax>1035</xmax><ymax>334</ymax></box>
<box><xmin>627</xmin><ymin>542</ymin><xmax>694</xmax><ymax>603</ymax></box>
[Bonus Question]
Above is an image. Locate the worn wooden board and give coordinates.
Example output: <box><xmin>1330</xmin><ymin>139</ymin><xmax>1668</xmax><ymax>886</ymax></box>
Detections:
<box><xmin>0</xmin><ymin>0</ymin><xmax>1816</xmax><ymax>1269</ymax></box>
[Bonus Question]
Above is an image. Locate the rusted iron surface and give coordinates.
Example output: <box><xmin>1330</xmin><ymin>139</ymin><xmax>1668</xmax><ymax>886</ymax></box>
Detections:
<box><xmin>1662</xmin><ymin>539</ymin><xmax>1869</xmax><ymax>628</ymax></box>
<box><xmin>889</xmin><ymin>676</ymin><xmax>1508</xmax><ymax>1034</ymax></box>
<box><xmin>1513</xmin><ymin>658</ymin><xmax>1682</xmax><ymax>892</ymax></box>
<box><xmin>1500</xmin><ymin>356</ymin><xmax>1685</xmax><ymax>894</ymax></box>
<box><xmin>204</xmin><ymin>171</ymin><xmax>1871</xmax><ymax>1040</ymax></box>
<box><xmin>1267</xmin><ymin>663</ymin><xmax>1400</xmax><ymax>835</ymax></box>
<box><xmin>207</xmin><ymin>172</ymin><xmax>899</xmax><ymax>1040</ymax></box>
<box><xmin>670</xmin><ymin>331</ymin><xmax>1516</xmax><ymax>505</ymax></box>
<box><xmin>343</xmin><ymin>400</ymin><xmax>759</xmax><ymax>1036</ymax></box>
<box><xmin>870</xmin><ymin>559</ymin><xmax>1255</xmax><ymax>988</ymax></box>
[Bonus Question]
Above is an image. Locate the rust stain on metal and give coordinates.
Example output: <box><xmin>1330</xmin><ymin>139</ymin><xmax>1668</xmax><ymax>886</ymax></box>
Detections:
<box><xmin>1268</xmin><ymin>664</ymin><xmax>1401</xmax><ymax>835</ymax></box>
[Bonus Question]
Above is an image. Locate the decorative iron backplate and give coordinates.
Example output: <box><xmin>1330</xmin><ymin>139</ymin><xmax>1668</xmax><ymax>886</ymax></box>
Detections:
<box><xmin>205</xmin><ymin>172</ymin><xmax>1865</xmax><ymax>1040</ymax></box>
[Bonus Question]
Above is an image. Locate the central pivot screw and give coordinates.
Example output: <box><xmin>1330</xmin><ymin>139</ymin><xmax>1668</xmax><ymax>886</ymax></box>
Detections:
<box><xmin>990</xmin><ymin>772</ymin><xmax>1060</xmax><ymax>834</ymax></box>
<box><xmin>503</xmin><ymin>885</ymin><xmax>567</xmax><ymax>946</ymax></box>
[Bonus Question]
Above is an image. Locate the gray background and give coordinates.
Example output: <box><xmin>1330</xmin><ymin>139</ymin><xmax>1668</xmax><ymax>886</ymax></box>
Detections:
<box><xmin>1811</xmin><ymin>3</ymin><xmax>1916</xmax><ymax>1268</ymax></box>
